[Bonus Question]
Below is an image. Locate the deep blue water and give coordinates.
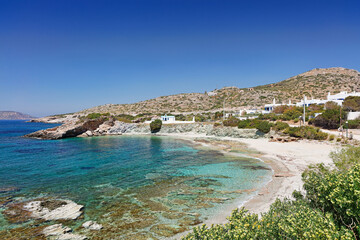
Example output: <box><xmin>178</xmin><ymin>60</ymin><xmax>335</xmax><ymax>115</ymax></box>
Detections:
<box><xmin>0</xmin><ymin>120</ymin><xmax>272</xmax><ymax>238</ymax></box>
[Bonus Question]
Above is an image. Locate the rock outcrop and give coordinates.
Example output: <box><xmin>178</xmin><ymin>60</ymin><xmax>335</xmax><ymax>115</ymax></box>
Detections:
<box><xmin>24</xmin><ymin>199</ymin><xmax>83</xmax><ymax>220</ymax></box>
<box><xmin>43</xmin><ymin>224</ymin><xmax>87</xmax><ymax>240</ymax></box>
<box><xmin>82</xmin><ymin>221</ymin><xmax>103</xmax><ymax>230</ymax></box>
<box><xmin>25</xmin><ymin>118</ymin><xmax>106</xmax><ymax>140</ymax></box>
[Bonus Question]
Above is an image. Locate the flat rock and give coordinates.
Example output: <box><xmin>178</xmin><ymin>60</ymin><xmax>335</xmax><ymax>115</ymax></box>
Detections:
<box><xmin>43</xmin><ymin>224</ymin><xmax>87</xmax><ymax>240</ymax></box>
<box><xmin>24</xmin><ymin>199</ymin><xmax>83</xmax><ymax>220</ymax></box>
<box><xmin>82</xmin><ymin>220</ymin><xmax>103</xmax><ymax>230</ymax></box>
<box><xmin>43</xmin><ymin>224</ymin><xmax>71</xmax><ymax>236</ymax></box>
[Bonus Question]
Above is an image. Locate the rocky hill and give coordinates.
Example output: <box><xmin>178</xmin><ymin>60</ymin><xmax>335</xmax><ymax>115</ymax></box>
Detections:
<box><xmin>72</xmin><ymin>67</ymin><xmax>360</xmax><ymax>116</ymax></box>
<box><xmin>0</xmin><ymin>111</ymin><xmax>34</xmax><ymax>120</ymax></box>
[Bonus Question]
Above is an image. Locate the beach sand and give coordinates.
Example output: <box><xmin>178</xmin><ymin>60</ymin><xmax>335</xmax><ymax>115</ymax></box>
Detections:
<box><xmin>161</xmin><ymin>133</ymin><xmax>340</xmax><ymax>239</ymax></box>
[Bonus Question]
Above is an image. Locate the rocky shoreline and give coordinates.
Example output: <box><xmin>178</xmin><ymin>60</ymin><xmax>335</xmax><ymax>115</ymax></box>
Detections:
<box><xmin>25</xmin><ymin>118</ymin><xmax>268</xmax><ymax>140</ymax></box>
<box><xmin>2</xmin><ymin>198</ymin><xmax>103</xmax><ymax>240</ymax></box>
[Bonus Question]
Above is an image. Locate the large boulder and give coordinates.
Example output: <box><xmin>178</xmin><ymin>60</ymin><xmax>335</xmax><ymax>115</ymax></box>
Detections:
<box><xmin>25</xmin><ymin>118</ymin><xmax>106</xmax><ymax>139</ymax></box>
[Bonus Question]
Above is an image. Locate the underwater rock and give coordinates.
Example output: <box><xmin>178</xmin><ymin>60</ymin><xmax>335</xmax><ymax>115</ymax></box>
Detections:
<box><xmin>82</xmin><ymin>221</ymin><xmax>103</xmax><ymax>230</ymax></box>
<box><xmin>0</xmin><ymin>186</ymin><xmax>20</xmax><ymax>193</ymax></box>
<box><xmin>150</xmin><ymin>224</ymin><xmax>187</xmax><ymax>237</ymax></box>
<box><xmin>42</xmin><ymin>224</ymin><xmax>87</xmax><ymax>240</ymax></box>
<box><xmin>24</xmin><ymin>199</ymin><xmax>83</xmax><ymax>220</ymax></box>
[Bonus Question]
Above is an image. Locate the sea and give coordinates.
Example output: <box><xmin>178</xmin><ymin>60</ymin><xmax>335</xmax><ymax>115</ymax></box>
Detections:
<box><xmin>0</xmin><ymin>120</ymin><xmax>272</xmax><ymax>239</ymax></box>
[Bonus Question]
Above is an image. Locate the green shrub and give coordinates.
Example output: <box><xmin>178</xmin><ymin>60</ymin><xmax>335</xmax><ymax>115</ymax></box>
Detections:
<box><xmin>223</xmin><ymin>117</ymin><xmax>240</xmax><ymax>127</ymax></box>
<box><xmin>150</xmin><ymin>119</ymin><xmax>162</xmax><ymax>133</ymax></box>
<box><xmin>330</xmin><ymin>146</ymin><xmax>360</xmax><ymax>171</ymax></box>
<box><xmin>238</xmin><ymin>119</ymin><xmax>251</xmax><ymax>129</ymax></box>
<box><xmin>256</xmin><ymin>121</ymin><xmax>271</xmax><ymax>133</ymax></box>
<box><xmin>347</xmin><ymin>120</ymin><xmax>360</xmax><ymax>129</ymax></box>
<box><xmin>273</xmin><ymin>121</ymin><xmax>289</xmax><ymax>131</ymax></box>
<box><xmin>303</xmin><ymin>164</ymin><xmax>360</xmax><ymax>237</ymax></box>
<box><xmin>313</xmin><ymin>109</ymin><xmax>346</xmax><ymax>129</ymax></box>
<box><xmin>284</xmin><ymin>126</ymin><xmax>328</xmax><ymax>140</ymax></box>
<box><xmin>281</xmin><ymin>107</ymin><xmax>303</xmax><ymax>121</ymax></box>
<box><xmin>183</xmin><ymin>200</ymin><xmax>353</xmax><ymax>240</ymax></box>
<box><xmin>86</xmin><ymin>113</ymin><xmax>102</xmax><ymax>119</ymax></box>
<box><xmin>329</xmin><ymin>134</ymin><xmax>335</xmax><ymax>141</ymax></box>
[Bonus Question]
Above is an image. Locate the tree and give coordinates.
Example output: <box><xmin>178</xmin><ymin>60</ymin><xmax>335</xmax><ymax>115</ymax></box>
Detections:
<box><xmin>273</xmin><ymin>105</ymin><xmax>289</xmax><ymax>114</ymax></box>
<box><xmin>313</xmin><ymin>109</ymin><xmax>346</xmax><ymax>129</ymax></box>
<box><xmin>325</xmin><ymin>101</ymin><xmax>339</xmax><ymax>110</ymax></box>
<box><xmin>150</xmin><ymin>119</ymin><xmax>162</xmax><ymax>133</ymax></box>
<box><xmin>343</xmin><ymin>96</ymin><xmax>360</xmax><ymax>111</ymax></box>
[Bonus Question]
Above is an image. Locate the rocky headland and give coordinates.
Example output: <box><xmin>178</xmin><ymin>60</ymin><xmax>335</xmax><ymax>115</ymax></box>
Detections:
<box><xmin>0</xmin><ymin>111</ymin><xmax>34</xmax><ymax>120</ymax></box>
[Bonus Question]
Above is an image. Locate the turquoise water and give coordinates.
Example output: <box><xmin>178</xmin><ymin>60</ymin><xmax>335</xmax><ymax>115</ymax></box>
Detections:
<box><xmin>0</xmin><ymin>120</ymin><xmax>272</xmax><ymax>239</ymax></box>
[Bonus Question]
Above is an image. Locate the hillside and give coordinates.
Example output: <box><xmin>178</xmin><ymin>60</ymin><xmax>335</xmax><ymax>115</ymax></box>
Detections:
<box><xmin>77</xmin><ymin>67</ymin><xmax>360</xmax><ymax>115</ymax></box>
<box><xmin>0</xmin><ymin>111</ymin><xmax>34</xmax><ymax>120</ymax></box>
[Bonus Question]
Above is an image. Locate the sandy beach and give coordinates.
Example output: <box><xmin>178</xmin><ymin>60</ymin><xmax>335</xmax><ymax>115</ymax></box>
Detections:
<box><xmin>156</xmin><ymin>133</ymin><xmax>341</xmax><ymax>230</ymax></box>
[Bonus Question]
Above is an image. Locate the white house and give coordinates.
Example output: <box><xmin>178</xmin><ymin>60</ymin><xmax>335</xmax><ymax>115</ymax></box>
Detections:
<box><xmin>264</xmin><ymin>91</ymin><xmax>360</xmax><ymax>112</ymax></box>
<box><xmin>161</xmin><ymin>115</ymin><xmax>176</xmax><ymax>123</ymax></box>
<box><xmin>145</xmin><ymin>114</ymin><xmax>195</xmax><ymax>124</ymax></box>
<box><xmin>264</xmin><ymin>99</ymin><xmax>295</xmax><ymax>112</ymax></box>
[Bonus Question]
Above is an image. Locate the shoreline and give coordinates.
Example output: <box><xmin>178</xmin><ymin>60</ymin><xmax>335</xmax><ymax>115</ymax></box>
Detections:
<box><xmin>147</xmin><ymin>133</ymin><xmax>340</xmax><ymax>239</ymax></box>
<box><xmin>16</xmin><ymin>122</ymin><xmax>341</xmax><ymax>239</ymax></box>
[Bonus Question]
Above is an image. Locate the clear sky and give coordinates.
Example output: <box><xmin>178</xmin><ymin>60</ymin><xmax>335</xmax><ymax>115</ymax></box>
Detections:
<box><xmin>1</xmin><ymin>0</ymin><xmax>360</xmax><ymax>116</ymax></box>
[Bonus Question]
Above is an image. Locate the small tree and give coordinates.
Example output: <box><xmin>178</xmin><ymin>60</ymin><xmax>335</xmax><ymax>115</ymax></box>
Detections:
<box><xmin>150</xmin><ymin>119</ymin><xmax>162</xmax><ymax>133</ymax></box>
<box><xmin>256</xmin><ymin>121</ymin><xmax>272</xmax><ymax>133</ymax></box>
<box><xmin>343</xmin><ymin>96</ymin><xmax>360</xmax><ymax>111</ymax></box>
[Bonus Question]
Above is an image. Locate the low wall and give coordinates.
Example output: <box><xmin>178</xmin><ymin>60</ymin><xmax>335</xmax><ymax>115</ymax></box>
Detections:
<box><xmin>348</xmin><ymin>112</ymin><xmax>360</xmax><ymax>120</ymax></box>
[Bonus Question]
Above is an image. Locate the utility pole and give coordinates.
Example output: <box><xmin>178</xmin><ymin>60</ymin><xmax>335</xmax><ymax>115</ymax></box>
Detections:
<box><xmin>223</xmin><ymin>100</ymin><xmax>225</xmax><ymax>120</ymax></box>
<box><xmin>303</xmin><ymin>95</ymin><xmax>306</xmax><ymax>126</ymax></box>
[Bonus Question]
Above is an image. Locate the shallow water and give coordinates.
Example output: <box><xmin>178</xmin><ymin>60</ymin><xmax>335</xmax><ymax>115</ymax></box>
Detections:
<box><xmin>0</xmin><ymin>120</ymin><xmax>272</xmax><ymax>239</ymax></box>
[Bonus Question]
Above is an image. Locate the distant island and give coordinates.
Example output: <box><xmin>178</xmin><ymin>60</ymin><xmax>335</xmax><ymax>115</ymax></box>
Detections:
<box><xmin>0</xmin><ymin>111</ymin><xmax>35</xmax><ymax>120</ymax></box>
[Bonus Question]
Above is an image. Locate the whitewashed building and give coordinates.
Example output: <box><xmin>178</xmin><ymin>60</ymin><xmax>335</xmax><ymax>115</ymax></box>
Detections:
<box><xmin>145</xmin><ymin>114</ymin><xmax>195</xmax><ymax>124</ymax></box>
<box><xmin>264</xmin><ymin>99</ymin><xmax>295</xmax><ymax>113</ymax></box>
<box><xmin>161</xmin><ymin>115</ymin><xmax>176</xmax><ymax>122</ymax></box>
<box><xmin>264</xmin><ymin>91</ymin><xmax>360</xmax><ymax>112</ymax></box>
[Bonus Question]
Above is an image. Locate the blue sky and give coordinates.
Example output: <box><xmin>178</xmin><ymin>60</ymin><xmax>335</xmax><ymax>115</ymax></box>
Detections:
<box><xmin>1</xmin><ymin>0</ymin><xmax>360</xmax><ymax>116</ymax></box>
